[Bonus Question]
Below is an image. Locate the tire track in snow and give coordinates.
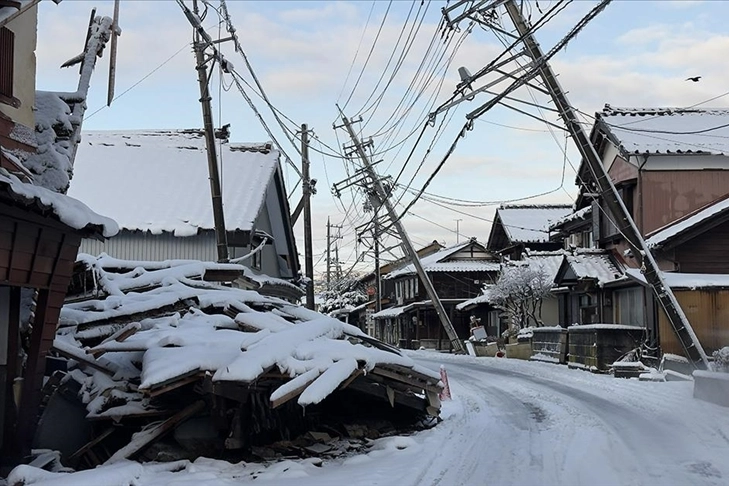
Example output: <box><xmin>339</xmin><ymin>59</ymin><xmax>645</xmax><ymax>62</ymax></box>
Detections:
<box><xmin>414</xmin><ymin>356</ymin><xmax>728</xmax><ymax>486</ymax></box>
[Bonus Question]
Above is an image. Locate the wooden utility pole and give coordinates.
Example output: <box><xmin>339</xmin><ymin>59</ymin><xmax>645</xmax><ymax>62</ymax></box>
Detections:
<box><xmin>374</xmin><ymin>218</ymin><xmax>382</xmax><ymax>313</ymax></box>
<box><xmin>338</xmin><ymin>112</ymin><xmax>465</xmax><ymax>354</ymax></box>
<box><xmin>326</xmin><ymin>217</ymin><xmax>332</xmax><ymax>289</ymax></box>
<box><xmin>301</xmin><ymin>124</ymin><xmax>315</xmax><ymax>309</ymax></box>
<box><xmin>190</xmin><ymin>0</ymin><xmax>228</xmax><ymax>263</ymax></box>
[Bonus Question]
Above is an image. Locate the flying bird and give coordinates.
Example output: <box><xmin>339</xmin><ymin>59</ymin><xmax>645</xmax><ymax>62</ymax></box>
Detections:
<box><xmin>686</xmin><ymin>76</ymin><xmax>702</xmax><ymax>82</ymax></box>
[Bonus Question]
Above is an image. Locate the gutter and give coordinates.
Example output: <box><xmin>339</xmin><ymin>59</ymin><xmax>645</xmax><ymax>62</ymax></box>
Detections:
<box><xmin>0</xmin><ymin>0</ymin><xmax>42</xmax><ymax>29</ymax></box>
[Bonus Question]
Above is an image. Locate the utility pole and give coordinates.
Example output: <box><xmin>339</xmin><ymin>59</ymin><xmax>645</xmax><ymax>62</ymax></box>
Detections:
<box><xmin>326</xmin><ymin>217</ymin><xmax>332</xmax><ymax>290</ymax></box>
<box><xmin>455</xmin><ymin>219</ymin><xmax>462</xmax><ymax>244</ymax></box>
<box><xmin>442</xmin><ymin>0</ymin><xmax>708</xmax><ymax>367</ymax></box>
<box><xmin>337</xmin><ymin>111</ymin><xmax>465</xmax><ymax>354</ymax></box>
<box><xmin>374</xmin><ymin>217</ymin><xmax>382</xmax><ymax>313</ymax></box>
<box><xmin>301</xmin><ymin>124</ymin><xmax>315</xmax><ymax>309</ymax></box>
<box><xmin>189</xmin><ymin>0</ymin><xmax>228</xmax><ymax>262</ymax></box>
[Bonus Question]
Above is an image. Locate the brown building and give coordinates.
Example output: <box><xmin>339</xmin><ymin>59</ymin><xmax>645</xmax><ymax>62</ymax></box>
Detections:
<box><xmin>555</xmin><ymin>105</ymin><xmax>729</xmax><ymax>358</ymax></box>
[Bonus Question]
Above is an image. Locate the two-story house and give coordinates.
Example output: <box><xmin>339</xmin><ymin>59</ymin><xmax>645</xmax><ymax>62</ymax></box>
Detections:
<box><xmin>556</xmin><ymin>105</ymin><xmax>729</xmax><ymax>357</ymax></box>
<box><xmin>372</xmin><ymin>238</ymin><xmax>499</xmax><ymax>350</ymax></box>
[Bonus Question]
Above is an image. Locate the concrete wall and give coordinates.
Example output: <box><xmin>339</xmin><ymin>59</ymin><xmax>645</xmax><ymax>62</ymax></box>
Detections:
<box><xmin>0</xmin><ymin>5</ymin><xmax>37</xmax><ymax>128</ymax></box>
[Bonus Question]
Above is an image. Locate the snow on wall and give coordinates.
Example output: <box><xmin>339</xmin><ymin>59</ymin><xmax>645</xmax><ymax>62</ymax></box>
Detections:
<box><xmin>0</xmin><ymin>169</ymin><xmax>118</xmax><ymax>236</ymax></box>
<box><xmin>68</xmin><ymin>130</ymin><xmax>281</xmax><ymax>236</ymax></box>
<box><xmin>600</xmin><ymin>106</ymin><xmax>729</xmax><ymax>155</ymax></box>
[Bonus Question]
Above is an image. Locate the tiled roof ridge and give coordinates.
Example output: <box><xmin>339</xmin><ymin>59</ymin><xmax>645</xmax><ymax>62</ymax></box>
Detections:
<box><xmin>500</xmin><ymin>203</ymin><xmax>572</xmax><ymax>210</ymax></box>
<box><xmin>600</xmin><ymin>105</ymin><xmax>729</xmax><ymax>117</ymax></box>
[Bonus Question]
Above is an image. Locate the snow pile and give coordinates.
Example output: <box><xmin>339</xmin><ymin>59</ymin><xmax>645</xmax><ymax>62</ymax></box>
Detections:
<box><xmin>58</xmin><ymin>255</ymin><xmax>440</xmax><ymax>420</ymax></box>
<box><xmin>23</xmin><ymin>91</ymin><xmax>77</xmax><ymax>193</ymax></box>
<box><xmin>712</xmin><ymin>346</ymin><xmax>729</xmax><ymax>373</ymax></box>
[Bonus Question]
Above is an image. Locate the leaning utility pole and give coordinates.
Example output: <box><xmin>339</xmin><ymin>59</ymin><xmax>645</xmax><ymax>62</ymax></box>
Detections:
<box><xmin>186</xmin><ymin>0</ymin><xmax>228</xmax><ymax>262</ymax></box>
<box><xmin>443</xmin><ymin>0</ymin><xmax>708</xmax><ymax>367</ymax></box>
<box><xmin>338</xmin><ymin>112</ymin><xmax>465</xmax><ymax>354</ymax></box>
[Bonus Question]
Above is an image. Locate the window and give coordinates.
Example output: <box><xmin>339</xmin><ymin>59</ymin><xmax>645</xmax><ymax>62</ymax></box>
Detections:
<box><xmin>252</xmin><ymin>248</ymin><xmax>261</xmax><ymax>270</ymax></box>
<box><xmin>0</xmin><ymin>27</ymin><xmax>18</xmax><ymax>108</ymax></box>
<box><xmin>614</xmin><ymin>287</ymin><xmax>645</xmax><ymax>327</ymax></box>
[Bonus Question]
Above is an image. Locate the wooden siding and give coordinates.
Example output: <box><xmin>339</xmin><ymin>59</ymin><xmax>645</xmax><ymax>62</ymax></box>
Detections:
<box><xmin>607</xmin><ymin>156</ymin><xmax>638</xmax><ymax>185</ymax></box>
<box><xmin>658</xmin><ymin>289</ymin><xmax>729</xmax><ymax>356</ymax></box>
<box><xmin>640</xmin><ymin>170</ymin><xmax>729</xmax><ymax>234</ymax></box>
<box><xmin>670</xmin><ymin>219</ymin><xmax>729</xmax><ymax>273</ymax></box>
<box><xmin>0</xmin><ymin>205</ymin><xmax>84</xmax><ymax>457</ymax></box>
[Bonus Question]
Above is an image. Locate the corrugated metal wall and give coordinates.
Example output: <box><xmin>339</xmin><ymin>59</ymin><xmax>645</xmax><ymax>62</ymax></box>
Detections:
<box><xmin>80</xmin><ymin>231</ymin><xmax>218</xmax><ymax>262</ymax></box>
<box><xmin>658</xmin><ymin>289</ymin><xmax>729</xmax><ymax>356</ymax></box>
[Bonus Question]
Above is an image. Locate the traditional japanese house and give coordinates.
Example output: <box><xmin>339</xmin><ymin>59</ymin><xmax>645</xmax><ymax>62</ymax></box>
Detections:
<box><xmin>68</xmin><ymin>130</ymin><xmax>302</xmax><ymax>299</ymax></box>
<box><xmin>552</xmin><ymin>105</ymin><xmax>729</xmax><ymax>358</ymax></box>
<box><xmin>373</xmin><ymin>239</ymin><xmax>499</xmax><ymax>350</ymax></box>
<box><xmin>486</xmin><ymin>203</ymin><xmax>572</xmax><ymax>259</ymax></box>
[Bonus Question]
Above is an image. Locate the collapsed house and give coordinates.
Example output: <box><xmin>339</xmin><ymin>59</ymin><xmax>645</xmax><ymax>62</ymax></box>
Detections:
<box><xmin>40</xmin><ymin>255</ymin><xmax>443</xmax><ymax>469</ymax></box>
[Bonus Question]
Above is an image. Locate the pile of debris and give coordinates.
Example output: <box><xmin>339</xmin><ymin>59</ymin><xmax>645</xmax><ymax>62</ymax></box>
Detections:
<box><xmin>40</xmin><ymin>255</ymin><xmax>442</xmax><ymax>469</ymax></box>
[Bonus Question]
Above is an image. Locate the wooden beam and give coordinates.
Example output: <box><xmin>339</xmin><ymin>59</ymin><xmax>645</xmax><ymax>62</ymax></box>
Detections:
<box><xmin>52</xmin><ymin>342</ymin><xmax>116</xmax><ymax>376</ymax></box>
<box><xmin>338</xmin><ymin>368</ymin><xmax>364</xmax><ymax>390</ymax></box>
<box><xmin>371</xmin><ymin>367</ymin><xmax>441</xmax><ymax>395</ymax></box>
<box><xmin>88</xmin><ymin>322</ymin><xmax>141</xmax><ymax>358</ymax></box>
<box><xmin>67</xmin><ymin>427</ymin><xmax>116</xmax><ymax>463</ymax></box>
<box><xmin>142</xmin><ymin>369</ymin><xmax>203</xmax><ymax>398</ymax></box>
<box><xmin>105</xmin><ymin>400</ymin><xmax>206</xmax><ymax>464</ymax></box>
<box><xmin>270</xmin><ymin>371</ymin><xmax>321</xmax><ymax>409</ymax></box>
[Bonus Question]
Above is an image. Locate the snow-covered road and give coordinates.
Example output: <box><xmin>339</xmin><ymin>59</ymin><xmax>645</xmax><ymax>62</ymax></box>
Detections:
<box><xmin>412</xmin><ymin>353</ymin><xmax>729</xmax><ymax>486</ymax></box>
<box><xmin>7</xmin><ymin>352</ymin><xmax>729</xmax><ymax>486</ymax></box>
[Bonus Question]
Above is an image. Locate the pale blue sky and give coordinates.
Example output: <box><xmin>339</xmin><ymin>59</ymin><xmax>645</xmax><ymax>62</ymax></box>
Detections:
<box><xmin>35</xmin><ymin>0</ymin><xmax>729</xmax><ymax>276</ymax></box>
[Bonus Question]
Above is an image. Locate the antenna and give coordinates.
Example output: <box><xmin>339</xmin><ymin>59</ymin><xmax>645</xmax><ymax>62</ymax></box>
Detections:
<box><xmin>107</xmin><ymin>0</ymin><xmax>121</xmax><ymax>106</ymax></box>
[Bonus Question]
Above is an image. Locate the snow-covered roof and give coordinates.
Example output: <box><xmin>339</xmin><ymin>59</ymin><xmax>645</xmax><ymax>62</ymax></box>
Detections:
<box><xmin>0</xmin><ymin>169</ymin><xmax>118</xmax><ymax>237</ymax></box>
<box><xmin>625</xmin><ymin>269</ymin><xmax>729</xmax><ymax>290</ymax></box>
<box><xmin>520</xmin><ymin>251</ymin><xmax>566</xmax><ymax>283</ymax></box>
<box><xmin>646</xmin><ymin>195</ymin><xmax>729</xmax><ymax>249</ymax></box>
<box><xmin>599</xmin><ymin>106</ymin><xmax>729</xmax><ymax>155</ymax></box>
<box><xmin>68</xmin><ymin>130</ymin><xmax>282</xmax><ymax>236</ymax></box>
<box><xmin>384</xmin><ymin>240</ymin><xmax>498</xmax><ymax>279</ymax></box>
<box><xmin>496</xmin><ymin>204</ymin><xmax>573</xmax><ymax>243</ymax></box>
<box><xmin>372</xmin><ymin>305</ymin><xmax>408</xmax><ymax>319</ymax></box>
<box><xmin>549</xmin><ymin>206</ymin><xmax>591</xmax><ymax>231</ymax></box>
<box><xmin>557</xmin><ymin>250</ymin><xmax>624</xmax><ymax>286</ymax></box>
<box><xmin>456</xmin><ymin>287</ymin><xmax>494</xmax><ymax>310</ymax></box>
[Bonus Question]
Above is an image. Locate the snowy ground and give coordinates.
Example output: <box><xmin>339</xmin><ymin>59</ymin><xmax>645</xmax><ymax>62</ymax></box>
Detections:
<box><xmin>7</xmin><ymin>352</ymin><xmax>729</xmax><ymax>486</ymax></box>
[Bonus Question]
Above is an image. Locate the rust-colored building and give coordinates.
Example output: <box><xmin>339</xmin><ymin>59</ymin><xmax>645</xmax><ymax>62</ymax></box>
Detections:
<box><xmin>559</xmin><ymin>106</ymin><xmax>729</xmax><ymax>358</ymax></box>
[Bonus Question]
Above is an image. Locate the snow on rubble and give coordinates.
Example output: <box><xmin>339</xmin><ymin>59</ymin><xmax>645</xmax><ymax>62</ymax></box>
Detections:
<box><xmin>38</xmin><ymin>254</ymin><xmax>441</xmax><ymax>471</ymax></box>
